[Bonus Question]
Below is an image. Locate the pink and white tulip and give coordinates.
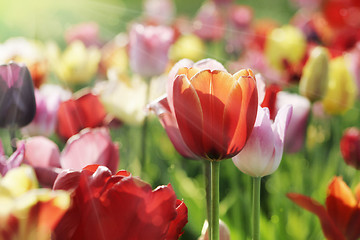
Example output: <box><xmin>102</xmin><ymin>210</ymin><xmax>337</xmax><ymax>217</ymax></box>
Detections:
<box><xmin>129</xmin><ymin>24</ymin><xmax>174</xmax><ymax>77</ymax></box>
<box><xmin>232</xmin><ymin>105</ymin><xmax>292</xmax><ymax>177</ymax></box>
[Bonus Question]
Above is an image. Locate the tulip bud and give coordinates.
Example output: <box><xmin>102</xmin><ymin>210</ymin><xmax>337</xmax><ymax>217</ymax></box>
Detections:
<box><xmin>322</xmin><ymin>56</ymin><xmax>357</xmax><ymax>115</ymax></box>
<box><xmin>340</xmin><ymin>127</ymin><xmax>360</xmax><ymax>170</ymax></box>
<box><xmin>299</xmin><ymin>46</ymin><xmax>330</xmax><ymax>102</ymax></box>
<box><xmin>265</xmin><ymin>25</ymin><xmax>307</xmax><ymax>70</ymax></box>
<box><xmin>0</xmin><ymin>62</ymin><xmax>36</xmax><ymax>128</ymax></box>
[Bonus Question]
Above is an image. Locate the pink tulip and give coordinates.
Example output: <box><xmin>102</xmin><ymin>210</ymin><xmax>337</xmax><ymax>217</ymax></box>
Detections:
<box><xmin>21</xmin><ymin>84</ymin><xmax>70</xmax><ymax>137</ymax></box>
<box><xmin>232</xmin><ymin>105</ymin><xmax>292</xmax><ymax>177</ymax></box>
<box><xmin>129</xmin><ymin>24</ymin><xmax>174</xmax><ymax>77</ymax></box>
<box><xmin>21</xmin><ymin>128</ymin><xmax>119</xmax><ymax>187</ymax></box>
<box><xmin>276</xmin><ymin>91</ymin><xmax>311</xmax><ymax>153</ymax></box>
<box><xmin>61</xmin><ymin>128</ymin><xmax>119</xmax><ymax>173</ymax></box>
<box><xmin>193</xmin><ymin>2</ymin><xmax>225</xmax><ymax>41</ymax></box>
<box><xmin>0</xmin><ymin>142</ymin><xmax>24</xmax><ymax>176</ymax></box>
<box><xmin>65</xmin><ymin>22</ymin><xmax>102</xmax><ymax>47</ymax></box>
<box><xmin>143</xmin><ymin>0</ymin><xmax>175</xmax><ymax>25</ymax></box>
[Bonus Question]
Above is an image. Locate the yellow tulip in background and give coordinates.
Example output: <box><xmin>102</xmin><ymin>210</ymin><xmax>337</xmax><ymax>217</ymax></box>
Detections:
<box><xmin>0</xmin><ymin>165</ymin><xmax>70</xmax><ymax>240</ymax></box>
<box><xmin>265</xmin><ymin>25</ymin><xmax>306</xmax><ymax>70</ymax></box>
<box><xmin>54</xmin><ymin>40</ymin><xmax>101</xmax><ymax>85</ymax></box>
<box><xmin>322</xmin><ymin>56</ymin><xmax>357</xmax><ymax>115</ymax></box>
<box><xmin>299</xmin><ymin>46</ymin><xmax>329</xmax><ymax>102</ymax></box>
<box><xmin>170</xmin><ymin>34</ymin><xmax>205</xmax><ymax>62</ymax></box>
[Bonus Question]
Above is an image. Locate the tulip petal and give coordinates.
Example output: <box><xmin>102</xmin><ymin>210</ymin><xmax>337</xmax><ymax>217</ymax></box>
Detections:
<box><xmin>172</xmin><ymin>74</ymin><xmax>204</xmax><ymax>157</ymax></box>
<box><xmin>326</xmin><ymin>177</ymin><xmax>357</xmax><ymax>234</ymax></box>
<box><xmin>193</xmin><ymin>58</ymin><xmax>227</xmax><ymax>72</ymax></box>
<box><xmin>224</xmin><ymin>71</ymin><xmax>258</xmax><ymax>156</ymax></box>
<box><xmin>190</xmin><ymin>70</ymin><xmax>235</xmax><ymax>159</ymax></box>
<box><xmin>148</xmin><ymin>96</ymin><xmax>199</xmax><ymax>159</ymax></box>
<box><xmin>287</xmin><ymin>193</ymin><xmax>345</xmax><ymax>240</ymax></box>
<box><xmin>0</xmin><ymin>143</ymin><xmax>25</xmax><ymax>176</ymax></box>
<box><xmin>165</xmin><ymin>199</ymin><xmax>188</xmax><ymax>240</ymax></box>
<box><xmin>76</xmin><ymin>93</ymin><xmax>106</xmax><ymax>128</ymax></box>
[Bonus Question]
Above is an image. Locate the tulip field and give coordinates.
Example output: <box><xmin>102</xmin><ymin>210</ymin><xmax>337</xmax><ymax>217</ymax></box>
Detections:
<box><xmin>1</xmin><ymin>0</ymin><xmax>360</xmax><ymax>239</ymax></box>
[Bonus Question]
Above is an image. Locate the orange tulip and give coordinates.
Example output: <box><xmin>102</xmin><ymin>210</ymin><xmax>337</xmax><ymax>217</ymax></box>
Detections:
<box><xmin>287</xmin><ymin>177</ymin><xmax>360</xmax><ymax>240</ymax></box>
<box><xmin>150</xmin><ymin>59</ymin><xmax>258</xmax><ymax>160</ymax></box>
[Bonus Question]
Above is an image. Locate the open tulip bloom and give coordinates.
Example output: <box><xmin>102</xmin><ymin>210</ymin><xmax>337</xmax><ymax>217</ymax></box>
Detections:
<box><xmin>288</xmin><ymin>177</ymin><xmax>360</xmax><ymax>240</ymax></box>
<box><xmin>149</xmin><ymin>58</ymin><xmax>258</xmax><ymax>240</ymax></box>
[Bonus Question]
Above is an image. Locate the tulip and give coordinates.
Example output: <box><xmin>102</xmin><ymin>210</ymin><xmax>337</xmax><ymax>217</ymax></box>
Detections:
<box><xmin>0</xmin><ymin>165</ymin><xmax>70</xmax><ymax>240</ymax></box>
<box><xmin>0</xmin><ymin>62</ymin><xmax>36</xmax><ymax>128</ymax></box>
<box><xmin>276</xmin><ymin>91</ymin><xmax>311</xmax><ymax>153</ymax></box>
<box><xmin>340</xmin><ymin>127</ymin><xmax>360</xmax><ymax>170</ymax></box>
<box><xmin>0</xmin><ymin>37</ymin><xmax>48</xmax><ymax>88</ymax></box>
<box><xmin>193</xmin><ymin>1</ymin><xmax>225</xmax><ymax>41</ymax></box>
<box><xmin>54</xmin><ymin>41</ymin><xmax>101</xmax><ymax>85</ymax></box>
<box><xmin>170</xmin><ymin>34</ymin><xmax>206</xmax><ymax>62</ymax></box>
<box><xmin>260</xmin><ymin>84</ymin><xmax>282</xmax><ymax>120</ymax></box>
<box><xmin>198</xmin><ymin>220</ymin><xmax>231</xmax><ymax>240</ymax></box>
<box><xmin>0</xmin><ymin>142</ymin><xmax>24</xmax><ymax>176</ymax></box>
<box><xmin>265</xmin><ymin>25</ymin><xmax>307</xmax><ymax>70</ymax></box>
<box><xmin>143</xmin><ymin>0</ymin><xmax>175</xmax><ymax>24</ymax></box>
<box><xmin>56</xmin><ymin>92</ymin><xmax>107</xmax><ymax>140</ymax></box>
<box><xmin>299</xmin><ymin>46</ymin><xmax>330</xmax><ymax>102</ymax></box>
<box><xmin>21</xmin><ymin>128</ymin><xmax>119</xmax><ymax>188</ymax></box>
<box><xmin>21</xmin><ymin>84</ymin><xmax>71</xmax><ymax>137</ymax></box>
<box><xmin>322</xmin><ymin>56</ymin><xmax>357</xmax><ymax>115</ymax></box>
<box><xmin>288</xmin><ymin>176</ymin><xmax>360</xmax><ymax>240</ymax></box>
<box><xmin>149</xmin><ymin>58</ymin><xmax>258</xmax><ymax>160</ymax></box>
<box><xmin>232</xmin><ymin>105</ymin><xmax>292</xmax><ymax>177</ymax></box>
<box><xmin>129</xmin><ymin>24</ymin><xmax>174</xmax><ymax>77</ymax></box>
<box><xmin>65</xmin><ymin>22</ymin><xmax>101</xmax><ymax>47</ymax></box>
<box><xmin>53</xmin><ymin>165</ymin><xmax>188</xmax><ymax>240</ymax></box>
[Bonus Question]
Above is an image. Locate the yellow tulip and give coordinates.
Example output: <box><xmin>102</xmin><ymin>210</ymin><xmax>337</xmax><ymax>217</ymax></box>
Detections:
<box><xmin>0</xmin><ymin>165</ymin><xmax>70</xmax><ymax>240</ymax></box>
<box><xmin>170</xmin><ymin>34</ymin><xmax>205</xmax><ymax>62</ymax></box>
<box><xmin>265</xmin><ymin>25</ymin><xmax>306</xmax><ymax>70</ymax></box>
<box><xmin>322</xmin><ymin>56</ymin><xmax>357</xmax><ymax>115</ymax></box>
<box><xmin>55</xmin><ymin>41</ymin><xmax>101</xmax><ymax>85</ymax></box>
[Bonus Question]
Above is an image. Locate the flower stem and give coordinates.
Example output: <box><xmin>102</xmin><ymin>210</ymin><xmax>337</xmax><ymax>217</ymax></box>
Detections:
<box><xmin>252</xmin><ymin>177</ymin><xmax>261</xmax><ymax>240</ymax></box>
<box><xmin>140</xmin><ymin>77</ymin><xmax>151</xmax><ymax>177</ymax></box>
<box><xmin>9</xmin><ymin>124</ymin><xmax>17</xmax><ymax>153</ymax></box>
<box><xmin>209</xmin><ymin>161</ymin><xmax>220</xmax><ymax>240</ymax></box>
<box><xmin>204</xmin><ymin>160</ymin><xmax>211</xmax><ymax>222</ymax></box>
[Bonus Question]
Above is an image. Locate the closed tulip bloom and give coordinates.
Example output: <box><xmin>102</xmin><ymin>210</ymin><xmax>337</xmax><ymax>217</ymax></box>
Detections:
<box><xmin>56</xmin><ymin>92</ymin><xmax>107</xmax><ymax>140</ymax></box>
<box><xmin>149</xmin><ymin>58</ymin><xmax>258</xmax><ymax>160</ymax></box>
<box><xmin>340</xmin><ymin>127</ymin><xmax>360</xmax><ymax>170</ymax></box>
<box><xmin>0</xmin><ymin>62</ymin><xmax>36</xmax><ymax>128</ymax></box>
<box><xmin>288</xmin><ymin>177</ymin><xmax>360</xmax><ymax>240</ymax></box>
<box><xmin>0</xmin><ymin>165</ymin><xmax>70</xmax><ymax>240</ymax></box>
<box><xmin>232</xmin><ymin>105</ymin><xmax>292</xmax><ymax>177</ymax></box>
<box><xmin>322</xmin><ymin>56</ymin><xmax>357</xmax><ymax>115</ymax></box>
<box><xmin>53</xmin><ymin>165</ymin><xmax>188</xmax><ymax>240</ymax></box>
<box><xmin>299</xmin><ymin>46</ymin><xmax>330</xmax><ymax>102</ymax></box>
<box><xmin>129</xmin><ymin>24</ymin><xmax>174</xmax><ymax>77</ymax></box>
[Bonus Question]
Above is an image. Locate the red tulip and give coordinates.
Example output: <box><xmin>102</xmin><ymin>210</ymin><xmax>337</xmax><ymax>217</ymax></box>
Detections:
<box><xmin>53</xmin><ymin>165</ymin><xmax>188</xmax><ymax>240</ymax></box>
<box><xmin>340</xmin><ymin>127</ymin><xmax>360</xmax><ymax>170</ymax></box>
<box><xmin>56</xmin><ymin>92</ymin><xmax>106</xmax><ymax>140</ymax></box>
<box><xmin>260</xmin><ymin>84</ymin><xmax>281</xmax><ymax>120</ymax></box>
<box><xmin>0</xmin><ymin>62</ymin><xmax>36</xmax><ymax>128</ymax></box>
<box><xmin>288</xmin><ymin>177</ymin><xmax>360</xmax><ymax>240</ymax></box>
<box><xmin>149</xmin><ymin>58</ymin><xmax>258</xmax><ymax>160</ymax></box>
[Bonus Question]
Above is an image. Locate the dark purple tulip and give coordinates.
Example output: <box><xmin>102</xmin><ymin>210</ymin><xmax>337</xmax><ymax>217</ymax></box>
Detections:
<box><xmin>0</xmin><ymin>62</ymin><xmax>36</xmax><ymax>128</ymax></box>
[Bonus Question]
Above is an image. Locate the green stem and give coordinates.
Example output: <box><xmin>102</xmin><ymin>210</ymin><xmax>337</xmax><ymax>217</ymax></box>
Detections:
<box><xmin>140</xmin><ymin>77</ymin><xmax>151</xmax><ymax>177</ymax></box>
<box><xmin>9</xmin><ymin>125</ymin><xmax>17</xmax><ymax>153</ymax></box>
<box><xmin>204</xmin><ymin>160</ymin><xmax>211</xmax><ymax>222</ymax></box>
<box><xmin>252</xmin><ymin>177</ymin><xmax>261</xmax><ymax>240</ymax></box>
<box><xmin>209</xmin><ymin>161</ymin><xmax>220</xmax><ymax>240</ymax></box>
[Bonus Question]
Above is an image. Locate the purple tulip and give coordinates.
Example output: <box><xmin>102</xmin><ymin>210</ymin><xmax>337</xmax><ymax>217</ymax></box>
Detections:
<box><xmin>129</xmin><ymin>24</ymin><xmax>174</xmax><ymax>77</ymax></box>
<box><xmin>0</xmin><ymin>62</ymin><xmax>36</xmax><ymax>128</ymax></box>
<box><xmin>232</xmin><ymin>105</ymin><xmax>292</xmax><ymax>177</ymax></box>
